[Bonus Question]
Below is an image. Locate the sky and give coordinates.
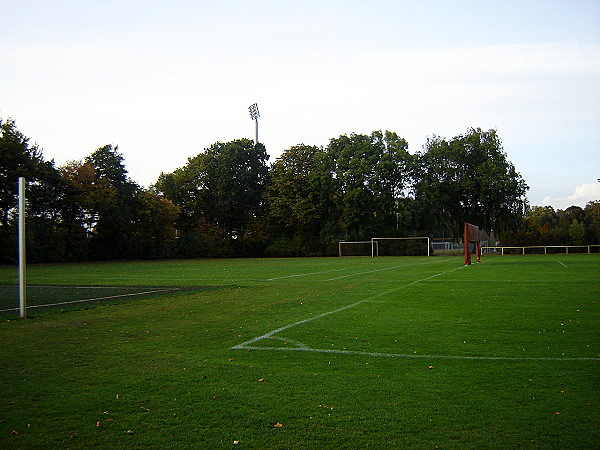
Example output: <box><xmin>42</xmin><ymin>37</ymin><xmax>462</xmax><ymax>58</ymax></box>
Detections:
<box><xmin>1</xmin><ymin>0</ymin><xmax>599</xmax><ymax>210</ymax></box>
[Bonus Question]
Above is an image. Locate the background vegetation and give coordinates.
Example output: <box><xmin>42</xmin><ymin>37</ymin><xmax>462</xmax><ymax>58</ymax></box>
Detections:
<box><xmin>1</xmin><ymin>117</ymin><xmax>597</xmax><ymax>263</ymax></box>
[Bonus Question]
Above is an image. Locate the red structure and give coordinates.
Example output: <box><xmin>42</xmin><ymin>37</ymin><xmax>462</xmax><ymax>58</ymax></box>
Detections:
<box><xmin>463</xmin><ymin>222</ymin><xmax>481</xmax><ymax>265</ymax></box>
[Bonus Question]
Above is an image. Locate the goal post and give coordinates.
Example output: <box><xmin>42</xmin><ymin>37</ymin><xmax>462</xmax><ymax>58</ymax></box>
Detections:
<box><xmin>338</xmin><ymin>241</ymin><xmax>378</xmax><ymax>257</ymax></box>
<box><xmin>371</xmin><ymin>237</ymin><xmax>430</xmax><ymax>257</ymax></box>
<box><xmin>463</xmin><ymin>222</ymin><xmax>481</xmax><ymax>265</ymax></box>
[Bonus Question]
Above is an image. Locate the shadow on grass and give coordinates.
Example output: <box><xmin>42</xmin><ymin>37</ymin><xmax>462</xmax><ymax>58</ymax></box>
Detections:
<box><xmin>0</xmin><ymin>284</ymin><xmax>232</xmax><ymax>318</ymax></box>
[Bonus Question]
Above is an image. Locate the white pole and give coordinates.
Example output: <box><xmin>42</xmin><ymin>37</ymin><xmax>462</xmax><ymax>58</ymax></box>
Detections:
<box><xmin>255</xmin><ymin>119</ymin><xmax>259</xmax><ymax>144</ymax></box>
<box><xmin>18</xmin><ymin>177</ymin><xmax>26</xmax><ymax>318</ymax></box>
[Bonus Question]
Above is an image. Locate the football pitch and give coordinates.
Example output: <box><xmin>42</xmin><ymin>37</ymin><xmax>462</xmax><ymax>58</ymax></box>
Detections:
<box><xmin>0</xmin><ymin>255</ymin><xmax>598</xmax><ymax>448</ymax></box>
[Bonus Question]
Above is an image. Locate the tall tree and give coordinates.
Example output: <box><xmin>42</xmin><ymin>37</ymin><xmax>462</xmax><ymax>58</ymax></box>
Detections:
<box><xmin>265</xmin><ymin>144</ymin><xmax>338</xmax><ymax>253</ymax></box>
<box><xmin>132</xmin><ymin>189</ymin><xmax>180</xmax><ymax>258</ymax></box>
<box><xmin>154</xmin><ymin>155</ymin><xmax>208</xmax><ymax>232</ymax></box>
<box><xmin>204</xmin><ymin>139</ymin><xmax>269</xmax><ymax>236</ymax></box>
<box><xmin>327</xmin><ymin>131</ymin><xmax>411</xmax><ymax>240</ymax></box>
<box><xmin>155</xmin><ymin>138</ymin><xmax>269</xmax><ymax>239</ymax></box>
<box><xmin>584</xmin><ymin>201</ymin><xmax>600</xmax><ymax>244</ymax></box>
<box><xmin>84</xmin><ymin>145</ymin><xmax>141</xmax><ymax>259</ymax></box>
<box><xmin>0</xmin><ymin>118</ymin><xmax>72</xmax><ymax>263</ymax></box>
<box><xmin>413</xmin><ymin>128</ymin><xmax>528</xmax><ymax>236</ymax></box>
<box><xmin>0</xmin><ymin>118</ymin><xmax>47</xmax><ymax>227</ymax></box>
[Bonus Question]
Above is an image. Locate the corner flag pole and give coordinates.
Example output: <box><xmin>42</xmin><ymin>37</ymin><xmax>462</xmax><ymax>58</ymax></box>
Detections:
<box><xmin>18</xmin><ymin>177</ymin><xmax>26</xmax><ymax>318</ymax></box>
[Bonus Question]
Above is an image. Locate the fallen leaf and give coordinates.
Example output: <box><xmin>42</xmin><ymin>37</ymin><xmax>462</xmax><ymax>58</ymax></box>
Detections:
<box><xmin>274</xmin><ymin>422</ymin><xmax>283</xmax><ymax>428</ymax></box>
<box><xmin>96</xmin><ymin>421</ymin><xmax>101</xmax><ymax>427</ymax></box>
<box><xmin>428</xmin><ymin>366</ymin><xmax>435</xmax><ymax>370</ymax></box>
<box><xmin>10</xmin><ymin>430</ymin><xmax>19</xmax><ymax>435</ymax></box>
<box><xmin>125</xmin><ymin>430</ymin><xmax>134</xmax><ymax>435</ymax></box>
<box><xmin>233</xmin><ymin>440</ymin><xmax>240</xmax><ymax>445</ymax></box>
<box><xmin>258</xmin><ymin>378</ymin><xmax>264</xmax><ymax>382</ymax></box>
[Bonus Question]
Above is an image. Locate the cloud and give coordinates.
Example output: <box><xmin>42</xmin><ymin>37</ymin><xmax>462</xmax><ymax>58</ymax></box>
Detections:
<box><xmin>542</xmin><ymin>182</ymin><xmax>600</xmax><ymax>210</ymax></box>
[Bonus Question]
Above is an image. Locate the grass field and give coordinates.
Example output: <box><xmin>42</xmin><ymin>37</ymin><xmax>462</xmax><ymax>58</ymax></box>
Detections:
<box><xmin>0</xmin><ymin>255</ymin><xmax>598</xmax><ymax>448</ymax></box>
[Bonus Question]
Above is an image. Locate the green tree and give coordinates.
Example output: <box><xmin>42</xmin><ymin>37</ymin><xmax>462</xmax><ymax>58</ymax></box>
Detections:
<box><xmin>584</xmin><ymin>201</ymin><xmax>600</xmax><ymax>244</ymax></box>
<box><xmin>132</xmin><ymin>189</ymin><xmax>179</xmax><ymax>258</ymax></box>
<box><xmin>154</xmin><ymin>155</ymin><xmax>209</xmax><ymax>232</ymax></box>
<box><xmin>413</xmin><ymin>128</ymin><xmax>528</xmax><ymax>237</ymax></box>
<box><xmin>327</xmin><ymin>131</ymin><xmax>411</xmax><ymax>240</ymax></box>
<box><xmin>1</xmin><ymin>118</ymin><xmax>47</xmax><ymax>227</ymax></box>
<box><xmin>503</xmin><ymin>206</ymin><xmax>558</xmax><ymax>246</ymax></box>
<box><xmin>204</xmin><ymin>139</ymin><xmax>269</xmax><ymax>236</ymax></box>
<box><xmin>0</xmin><ymin>118</ymin><xmax>74</xmax><ymax>263</ymax></box>
<box><xmin>84</xmin><ymin>145</ymin><xmax>141</xmax><ymax>259</ymax></box>
<box><xmin>558</xmin><ymin>206</ymin><xmax>586</xmax><ymax>245</ymax></box>
<box><xmin>154</xmin><ymin>138</ymin><xmax>269</xmax><ymax>255</ymax></box>
<box><xmin>265</xmin><ymin>144</ymin><xmax>338</xmax><ymax>255</ymax></box>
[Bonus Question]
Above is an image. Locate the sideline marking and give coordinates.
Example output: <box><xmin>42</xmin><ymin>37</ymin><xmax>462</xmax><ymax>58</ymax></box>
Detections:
<box><xmin>557</xmin><ymin>260</ymin><xmax>568</xmax><ymax>268</ymax></box>
<box><xmin>233</xmin><ymin>265</ymin><xmax>465</xmax><ymax>349</ymax></box>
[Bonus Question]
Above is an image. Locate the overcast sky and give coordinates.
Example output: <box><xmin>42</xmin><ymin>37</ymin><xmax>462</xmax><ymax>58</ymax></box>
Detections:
<box><xmin>2</xmin><ymin>0</ymin><xmax>599</xmax><ymax>209</ymax></box>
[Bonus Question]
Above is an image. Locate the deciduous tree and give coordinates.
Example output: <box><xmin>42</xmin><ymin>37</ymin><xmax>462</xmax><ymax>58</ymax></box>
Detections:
<box><xmin>327</xmin><ymin>131</ymin><xmax>411</xmax><ymax>240</ymax></box>
<box><xmin>413</xmin><ymin>128</ymin><xmax>528</xmax><ymax>236</ymax></box>
<box><xmin>265</xmin><ymin>144</ymin><xmax>338</xmax><ymax>254</ymax></box>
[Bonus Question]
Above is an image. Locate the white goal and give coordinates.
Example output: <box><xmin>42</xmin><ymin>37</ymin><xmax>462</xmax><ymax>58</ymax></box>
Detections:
<box><xmin>338</xmin><ymin>241</ymin><xmax>379</xmax><ymax>257</ymax></box>
<box><xmin>371</xmin><ymin>237</ymin><xmax>430</xmax><ymax>257</ymax></box>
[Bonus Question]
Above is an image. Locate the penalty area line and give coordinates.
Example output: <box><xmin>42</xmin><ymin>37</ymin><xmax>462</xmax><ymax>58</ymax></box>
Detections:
<box><xmin>323</xmin><ymin>258</ymin><xmax>454</xmax><ymax>281</ymax></box>
<box><xmin>232</xmin><ymin>345</ymin><xmax>600</xmax><ymax>362</ymax></box>
<box><xmin>263</xmin><ymin>268</ymin><xmax>350</xmax><ymax>281</ymax></box>
<box><xmin>233</xmin><ymin>264</ymin><xmax>465</xmax><ymax>349</ymax></box>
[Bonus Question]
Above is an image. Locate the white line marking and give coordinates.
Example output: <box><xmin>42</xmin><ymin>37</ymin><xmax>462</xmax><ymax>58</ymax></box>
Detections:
<box><xmin>557</xmin><ymin>260</ymin><xmax>568</xmax><ymax>267</ymax></box>
<box><xmin>233</xmin><ymin>262</ymin><xmax>600</xmax><ymax>362</ymax></box>
<box><xmin>233</xmin><ymin>265</ymin><xmax>465</xmax><ymax>349</ymax></box>
<box><xmin>0</xmin><ymin>288</ymin><xmax>179</xmax><ymax>313</ymax></box>
<box><xmin>237</xmin><ymin>346</ymin><xmax>600</xmax><ymax>362</ymax></box>
<box><xmin>264</xmin><ymin>268</ymin><xmax>350</xmax><ymax>281</ymax></box>
<box><xmin>267</xmin><ymin>336</ymin><xmax>310</xmax><ymax>349</ymax></box>
<box><xmin>323</xmin><ymin>258</ymin><xmax>454</xmax><ymax>281</ymax></box>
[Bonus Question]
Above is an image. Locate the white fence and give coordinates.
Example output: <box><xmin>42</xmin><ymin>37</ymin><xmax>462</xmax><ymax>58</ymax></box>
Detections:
<box><xmin>481</xmin><ymin>245</ymin><xmax>600</xmax><ymax>255</ymax></box>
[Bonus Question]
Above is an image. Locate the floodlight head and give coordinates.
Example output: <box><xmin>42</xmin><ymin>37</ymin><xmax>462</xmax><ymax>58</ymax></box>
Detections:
<box><xmin>248</xmin><ymin>103</ymin><xmax>260</xmax><ymax>120</ymax></box>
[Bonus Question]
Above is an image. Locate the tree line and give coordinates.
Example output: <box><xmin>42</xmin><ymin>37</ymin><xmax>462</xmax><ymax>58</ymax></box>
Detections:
<box><xmin>502</xmin><ymin>204</ymin><xmax>600</xmax><ymax>247</ymax></box>
<box><xmin>2</xmin><ymin>117</ymin><xmax>594</xmax><ymax>263</ymax></box>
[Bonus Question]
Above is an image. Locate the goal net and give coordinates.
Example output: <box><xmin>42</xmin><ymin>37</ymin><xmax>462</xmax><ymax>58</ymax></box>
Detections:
<box><xmin>338</xmin><ymin>241</ymin><xmax>378</xmax><ymax>257</ymax></box>
<box><xmin>371</xmin><ymin>237</ymin><xmax>430</xmax><ymax>256</ymax></box>
<box><xmin>463</xmin><ymin>222</ymin><xmax>481</xmax><ymax>265</ymax></box>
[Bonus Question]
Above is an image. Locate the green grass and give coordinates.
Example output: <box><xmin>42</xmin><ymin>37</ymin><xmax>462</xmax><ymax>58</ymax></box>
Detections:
<box><xmin>0</xmin><ymin>255</ymin><xmax>598</xmax><ymax>448</ymax></box>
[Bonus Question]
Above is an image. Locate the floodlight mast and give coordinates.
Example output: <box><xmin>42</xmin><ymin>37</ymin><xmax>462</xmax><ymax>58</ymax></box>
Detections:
<box><xmin>248</xmin><ymin>103</ymin><xmax>259</xmax><ymax>144</ymax></box>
